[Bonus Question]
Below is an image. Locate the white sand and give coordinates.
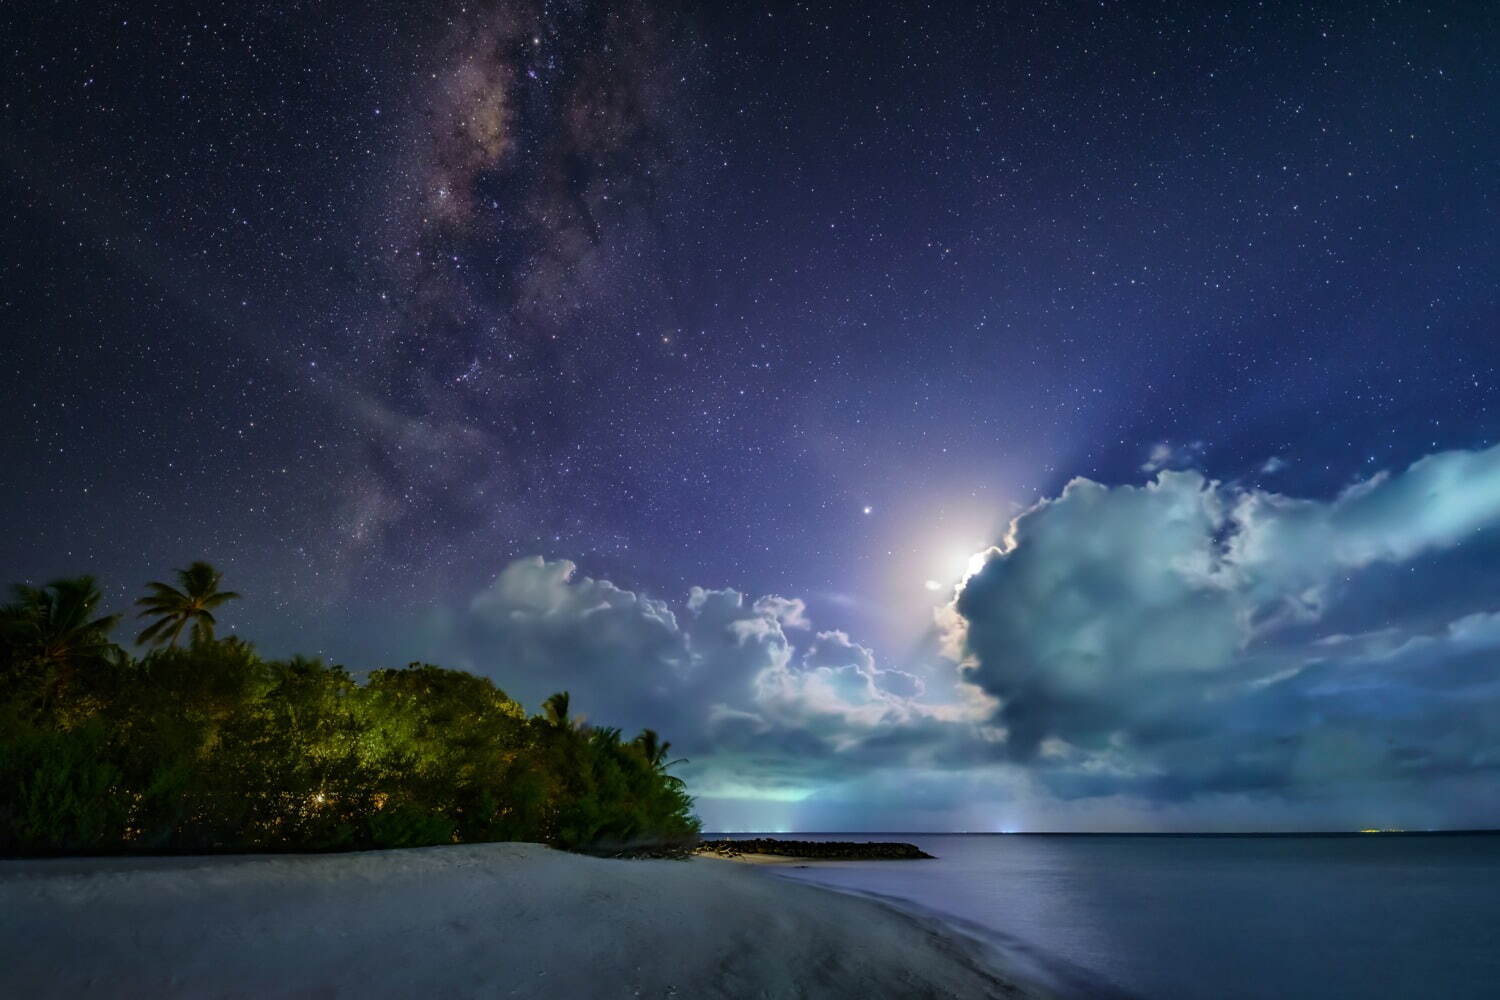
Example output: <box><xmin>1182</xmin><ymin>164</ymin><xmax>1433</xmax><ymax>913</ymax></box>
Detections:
<box><xmin>0</xmin><ymin>843</ymin><xmax>1039</xmax><ymax>998</ymax></box>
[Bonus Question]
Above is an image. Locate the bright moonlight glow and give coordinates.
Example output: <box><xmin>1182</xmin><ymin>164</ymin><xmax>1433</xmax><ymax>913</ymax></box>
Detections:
<box><xmin>862</xmin><ymin>506</ymin><xmax>873</xmax><ymax>515</ymax></box>
<box><xmin>938</xmin><ymin>547</ymin><xmax>988</xmax><ymax>582</ymax></box>
<box><xmin>921</xmin><ymin>547</ymin><xmax>989</xmax><ymax>594</ymax></box>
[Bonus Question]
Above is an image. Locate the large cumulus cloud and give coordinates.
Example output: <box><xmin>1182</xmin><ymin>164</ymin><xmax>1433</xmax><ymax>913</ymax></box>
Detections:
<box><xmin>424</xmin><ymin>445</ymin><xmax>1500</xmax><ymax>830</ymax></box>
<box><xmin>947</xmin><ymin>445</ymin><xmax>1500</xmax><ymax>816</ymax></box>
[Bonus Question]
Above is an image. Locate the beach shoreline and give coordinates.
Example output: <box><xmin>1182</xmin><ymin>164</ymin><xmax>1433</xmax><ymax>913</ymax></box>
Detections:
<box><xmin>0</xmin><ymin>842</ymin><xmax>1040</xmax><ymax>999</ymax></box>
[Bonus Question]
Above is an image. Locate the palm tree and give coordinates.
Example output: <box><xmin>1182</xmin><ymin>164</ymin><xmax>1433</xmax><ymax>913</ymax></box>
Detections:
<box><xmin>634</xmin><ymin>728</ymin><xmax>669</xmax><ymax>767</ymax></box>
<box><xmin>590</xmin><ymin>726</ymin><xmax>623</xmax><ymax>750</ymax></box>
<box><xmin>542</xmin><ymin>691</ymin><xmax>572</xmax><ymax>730</ymax></box>
<box><xmin>0</xmin><ymin>575</ymin><xmax>122</xmax><ymax>704</ymax></box>
<box><xmin>633</xmin><ymin>728</ymin><xmax>687</xmax><ymax>783</ymax></box>
<box><xmin>135</xmin><ymin>561</ymin><xmax>240</xmax><ymax>647</ymax></box>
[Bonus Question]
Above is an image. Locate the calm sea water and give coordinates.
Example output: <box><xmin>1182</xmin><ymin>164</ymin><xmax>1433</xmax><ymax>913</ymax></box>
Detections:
<box><xmin>712</xmin><ymin>832</ymin><xmax>1500</xmax><ymax>999</ymax></box>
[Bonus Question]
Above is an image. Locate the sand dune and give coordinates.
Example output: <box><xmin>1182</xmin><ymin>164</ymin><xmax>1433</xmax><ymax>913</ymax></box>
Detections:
<box><xmin>0</xmin><ymin>843</ymin><xmax>1036</xmax><ymax>998</ymax></box>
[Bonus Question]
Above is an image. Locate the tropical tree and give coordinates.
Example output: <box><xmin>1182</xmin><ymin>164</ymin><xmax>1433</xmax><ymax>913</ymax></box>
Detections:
<box><xmin>3</xmin><ymin>570</ymin><xmax>702</xmax><ymax>855</ymax></box>
<box><xmin>542</xmin><ymin>691</ymin><xmax>572</xmax><ymax>730</ymax></box>
<box><xmin>135</xmin><ymin>561</ymin><xmax>240</xmax><ymax>647</ymax></box>
<box><xmin>0</xmin><ymin>576</ymin><xmax>122</xmax><ymax>710</ymax></box>
<box><xmin>633</xmin><ymin>728</ymin><xmax>687</xmax><ymax>785</ymax></box>
<box><xmin>0</xmin><ymin>576</ymin><xmax>121</xmax><ymax>671</ymax></box>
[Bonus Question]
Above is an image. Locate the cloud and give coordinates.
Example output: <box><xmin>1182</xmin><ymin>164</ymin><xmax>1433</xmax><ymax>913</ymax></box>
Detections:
<box><xmin>421</xmin><ymin>445</ymin><xmax>1500</xmax><ymax>830</ymax></box>
<box><xmin>458</xmin><ymin>558</ymin><xmax>950</xmax><ymax>772</ymax></box>
<box><xmin>946</xmin><ymin>444</ymin><xmax>1500</xmax><ymax>810</ymax></box>
<box><xmin>1230</xmin><ymin>446</ymin><xmax>1500</xmax><ymax>605</ymax></box>
<box><xmin>951</xmin><ymin>471</ymin><xmax>1242</xmax><ymax>760</ymax></box>
<box><xmin>750</xmin><ymin>630</ymin><xmax>932</xmax><ymax>748</ymax></box>
<box><xmin>1140</xmin><ymin>439</ymin><xmax>1206</xmax><ymax>473</ymax></box>
<box><xmin>437</xmin><ymin>558</ymin><xmax>1007</xmax><ymax>827</ymax></box>
<box><xmin>465</xmin><ymin>556</ymin><xmax>689</xmax><ymax>726</ymax></box>
<box><xmin>753</xmin><ymin>595</ymin><xmax>811</xmax><ymax>630</ymax></box>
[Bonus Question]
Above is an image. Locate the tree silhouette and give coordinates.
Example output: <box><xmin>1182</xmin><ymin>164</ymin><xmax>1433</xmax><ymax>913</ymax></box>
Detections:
<box><xmin>135</xmin><ymin>561</ymin><xmax>240</xmax><ymax>647</ymax></box>
<box><xmin>633</xmin><ymin>728</ymin><xmax>687</xmax><ymax>785</ymax></box>
<box><xmin>0</xmin><ymin>576</ymin><xmax>121</xmax><ymax>708</ymax></box>
<box><xmin>542</xmin><ymin>691</ymin><xmax>572</xmax><ymax>730</ymax></box>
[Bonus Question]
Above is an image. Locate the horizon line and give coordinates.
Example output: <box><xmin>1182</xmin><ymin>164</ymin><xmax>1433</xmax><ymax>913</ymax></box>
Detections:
<box><xmin>701</xmin><ymin>829</ymin><xmax>1500</xmax><ymax>837</ymax></box>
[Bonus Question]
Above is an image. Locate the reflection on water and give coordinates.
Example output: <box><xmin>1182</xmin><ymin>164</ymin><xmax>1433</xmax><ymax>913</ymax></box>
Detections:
<box><xmin>713</xmin><ymin>832</ymin><xmax>1500</xmax><ymax>999</ymax></box>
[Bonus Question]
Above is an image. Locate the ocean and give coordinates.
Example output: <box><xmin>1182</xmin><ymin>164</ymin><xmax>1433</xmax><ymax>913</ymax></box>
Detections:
<box><xmin>712</xmin><ymin>832</ymin><xmax>1500</xmax><ymax>999</ymax></box>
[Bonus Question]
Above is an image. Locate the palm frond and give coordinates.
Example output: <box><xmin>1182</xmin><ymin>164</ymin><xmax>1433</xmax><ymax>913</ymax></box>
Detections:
<box><xmin>136</xmin><ymin>618</ymin><xmax>172</xmax><ymax>646</ymax></box>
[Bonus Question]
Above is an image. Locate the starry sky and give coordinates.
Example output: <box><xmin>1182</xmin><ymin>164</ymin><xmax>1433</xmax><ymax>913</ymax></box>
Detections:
<box><xmin>4</xmin><ymin>1</ymin><xmax>1499</xmax><ymax>831</ymax></box>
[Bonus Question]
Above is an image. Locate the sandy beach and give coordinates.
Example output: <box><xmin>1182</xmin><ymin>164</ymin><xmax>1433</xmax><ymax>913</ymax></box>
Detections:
<box><xmin>0</xmin><ymin>843</ymin><xmax>1036</xmax><ymax>999</ymax></box>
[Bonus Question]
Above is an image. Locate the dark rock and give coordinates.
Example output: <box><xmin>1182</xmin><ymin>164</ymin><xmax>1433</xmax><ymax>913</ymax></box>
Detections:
<box><xmin>693</xmin><ymin>838</ymin><xmax>935</xmax><ymax>860</ymax></box>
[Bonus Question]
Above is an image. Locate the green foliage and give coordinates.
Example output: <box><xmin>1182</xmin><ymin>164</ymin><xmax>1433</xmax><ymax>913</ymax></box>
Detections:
<box><xmin>0</xmin><ymin>718</ymin><xmax>129</xmax><ymax>854</ymax></box>
<box><xmin>368</xmin><ymin>805</ymin><xmax>455</xmax><ymax>849</ymax></box>
<box><xmin>0</xmin><ymin>576</ymin><xmax>124</xmax><ymax>718</ymax></box>
<box><xmin>0</xmin><ymin>568</ymin><xmax>700</xmax><ymax>857</ymax></box>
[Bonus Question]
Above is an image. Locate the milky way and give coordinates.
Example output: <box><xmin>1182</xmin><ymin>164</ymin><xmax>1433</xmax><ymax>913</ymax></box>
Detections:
<box><xmin>4</xmin><ymin>1</ymin><xmax>1499</xmax><ymax>829</ymax></box>
<box><xmin>358</xmin><ymin>0</ymin><xmax>701</xmax><ymax>580</ymax></box>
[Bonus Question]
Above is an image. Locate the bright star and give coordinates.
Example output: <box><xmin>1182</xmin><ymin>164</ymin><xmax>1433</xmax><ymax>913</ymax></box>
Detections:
<box><xmin>862</xmin><ymin>506</ymin><xmax>873</xmax><ymax>515</ymax></box>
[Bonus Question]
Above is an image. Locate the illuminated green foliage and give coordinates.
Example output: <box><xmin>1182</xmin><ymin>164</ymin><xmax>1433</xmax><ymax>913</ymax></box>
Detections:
<box><xmin>0</xmin><ymin>571</ymin><xmax>699</xmax><ymax>856</ymax></box>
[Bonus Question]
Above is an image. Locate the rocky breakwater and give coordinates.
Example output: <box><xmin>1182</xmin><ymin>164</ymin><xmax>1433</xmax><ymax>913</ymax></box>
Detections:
<box><xmin>696</xmin><ymin>838</ymin><xmax>935</xmax><ymax>860</ymax></box>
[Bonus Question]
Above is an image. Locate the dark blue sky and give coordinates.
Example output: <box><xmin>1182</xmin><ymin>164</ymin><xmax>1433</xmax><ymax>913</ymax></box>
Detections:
<box><xmin>4</xmin><ymin>1</ymin><xmax>1498</xmax><ymax>829</ymax></box>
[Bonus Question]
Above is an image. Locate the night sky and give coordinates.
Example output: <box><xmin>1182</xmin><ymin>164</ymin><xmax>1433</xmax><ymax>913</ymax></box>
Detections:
<box><xmin>4</xmin><ymin>1</ymin><xmax>1499</xmax><ymax>831</ymax></box>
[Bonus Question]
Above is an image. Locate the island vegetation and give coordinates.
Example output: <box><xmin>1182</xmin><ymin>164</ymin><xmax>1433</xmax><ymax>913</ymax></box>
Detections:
<box><xmin>0</xmin><ymin>565</ymin><xmax>699</xmax><ymax>857</ymax></box>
